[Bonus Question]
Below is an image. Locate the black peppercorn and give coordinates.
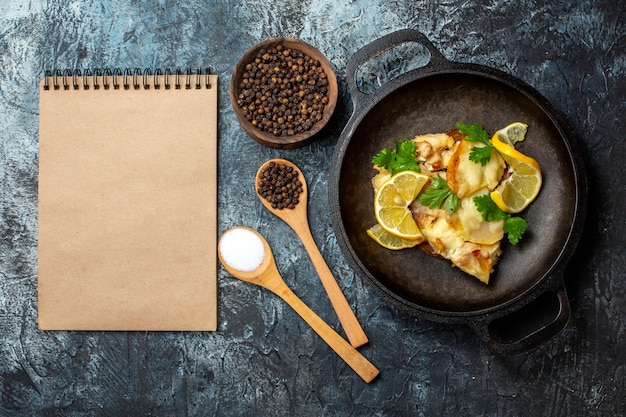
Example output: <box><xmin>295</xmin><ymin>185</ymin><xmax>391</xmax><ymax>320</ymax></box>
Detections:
<box><xmin>237</xmin><ymin>44</ymin><xmax>330</xmax><ymax>137</ymax></box>
<box><xmin>257</xmin><ymin>162</ymin><xmax>303</xmax><ymax>210</ymax></box>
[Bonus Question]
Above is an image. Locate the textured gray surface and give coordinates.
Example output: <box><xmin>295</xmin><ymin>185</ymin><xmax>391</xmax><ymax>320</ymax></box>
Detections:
<box><xmin>1</xmin><ymin>1</ymin><xmax>624</xmax><ymax>416</ymax></box>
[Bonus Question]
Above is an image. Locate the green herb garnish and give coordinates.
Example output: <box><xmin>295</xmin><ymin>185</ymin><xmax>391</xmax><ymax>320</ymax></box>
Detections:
<box><xmin>457</xmin><ymin>123</ymin><xmax>494</xmax><ymax>166</ymax></box>
<box><xmin>473</xmin><ymin>194</ymin><xmax>528</xmax><ymax>245</ymax></box>
<box><xmin>472</xmin><ymin>194</ymin><xmax>506</xmax><ymax>222</ymax></box>
<box><xmin>372</xmin><ymin>139</ymin><xmax>421</xmax><ymax>175</ymax></box>
<box><xmin>503</xmin><ymin>217</ymin><xmax>528</xmax><ymax>245</ymax></box>
<box><xmin>418</xmin><ymin>176</ymin><xmax>460</xmax><ymax>214</ymax></box>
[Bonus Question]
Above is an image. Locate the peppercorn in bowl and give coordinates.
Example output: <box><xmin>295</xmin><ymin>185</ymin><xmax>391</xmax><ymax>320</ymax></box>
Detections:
<box><xmin>230</xmin><ymin>37</ymin><xmax>338</xmax><ymax>149</ymax></box>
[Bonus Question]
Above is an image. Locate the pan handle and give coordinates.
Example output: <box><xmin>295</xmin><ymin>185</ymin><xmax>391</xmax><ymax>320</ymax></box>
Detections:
<box><xmin>346</xmin><ymin>29</ymin><xmax>448</xmax><ymax>110</ymax></box>
<box><xmin>470</xmin><ymin>284</ymin><xmax>571</xmax><ymax>356</ymax></box>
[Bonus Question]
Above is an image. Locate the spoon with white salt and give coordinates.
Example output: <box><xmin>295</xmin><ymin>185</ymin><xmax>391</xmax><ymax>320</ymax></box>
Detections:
<box><xmin>218</xmin><ymin>226</ymin><xmax>379</xmax><ymax>383</ymax></box>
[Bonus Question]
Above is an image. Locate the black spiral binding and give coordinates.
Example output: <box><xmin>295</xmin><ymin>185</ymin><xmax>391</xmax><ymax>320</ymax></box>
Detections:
<box><xmin>43</xmin><ymin>67</ymin><xmax>213</xmax><ymax>91</ymax></box>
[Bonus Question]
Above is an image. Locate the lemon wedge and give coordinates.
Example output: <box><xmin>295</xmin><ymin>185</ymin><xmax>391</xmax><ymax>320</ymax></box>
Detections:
<box><xmin>493</xmin><ymin>122</ymin><xmax>528</xmax><ymax>147</ymax></box>
<box><xmin>490</xmin><ymin>134</ymin><xmax>542</xmax><ymax>213</ymax></box>
<box><xmin>374</xmin><ymin>170</ymin><xmax>429</xmax><ymax>240</ymax></box>
<box><xmin>366</xmin><ymin>224</ymin><xmax>423</xmax><ymax>249</ymax></box>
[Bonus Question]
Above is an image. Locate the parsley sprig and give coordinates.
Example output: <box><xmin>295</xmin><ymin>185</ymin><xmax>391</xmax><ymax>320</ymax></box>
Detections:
<box><xmin>418</xmin><ymin>176</ymin><xmax>460</xmax><ymax>214</ymax></box>
<box><xmin>457</xmin><ymin>123</ymin><xmax>494</xmax><ymax>166</ymax></box>
<box><xmin>473</xmin><ymin>194</ymin><xmax>528</xmax><ymax>245</ymax></box>
<box><xmin>371</xmin><ymin>139</ymin><xmax>421</xmax><ymax>175</ymax></box>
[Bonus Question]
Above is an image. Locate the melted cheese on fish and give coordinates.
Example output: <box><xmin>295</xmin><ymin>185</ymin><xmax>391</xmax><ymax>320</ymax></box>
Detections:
<box><xmin>411</xmin><ymin>198</ymin><xmax>502</xmax><ymax>284</ymax></box>
<box><xmin>452</xmin><ymin>189</ymin><xmax>504</xmax><ymax>245</ymax></box>
<box><xmin>447</xmin><ymin>140</ymin><xmax>505</xmax><ymax>198</ymax></box>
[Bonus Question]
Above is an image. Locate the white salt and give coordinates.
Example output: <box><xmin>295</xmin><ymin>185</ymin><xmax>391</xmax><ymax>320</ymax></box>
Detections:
<box><xmin>219</xmin><ymin>227</ymin><xmax>266</xmax><ymax>272</ymax></box>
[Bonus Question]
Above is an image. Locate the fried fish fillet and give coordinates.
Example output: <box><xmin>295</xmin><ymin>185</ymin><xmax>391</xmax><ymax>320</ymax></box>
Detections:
<box><xmin>373</xmin><ymin>130</ymin><xmax>506</xmax><ymax>283</ymax></box>
<box><xmin>413</xmin><ymin>131</ymin><xmax>505</xmax><ymax>283</ymax></box>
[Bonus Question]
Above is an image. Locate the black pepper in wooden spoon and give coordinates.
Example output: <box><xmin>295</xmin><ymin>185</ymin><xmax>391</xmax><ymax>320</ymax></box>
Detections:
<box><xmin>257</xmin><ymin>161</ymin><xmax>303</xmax><ymax>209</ymax></box>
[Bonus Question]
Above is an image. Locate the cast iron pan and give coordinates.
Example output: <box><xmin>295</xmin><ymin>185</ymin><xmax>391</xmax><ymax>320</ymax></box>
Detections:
<box><xmin>329</xmin><ymin>30</ymin><xmax>587</xmax><ymax>355</ymax></box>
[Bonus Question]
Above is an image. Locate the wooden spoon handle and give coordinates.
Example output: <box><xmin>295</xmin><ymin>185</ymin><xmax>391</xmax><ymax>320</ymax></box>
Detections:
<box><xmin>298</xmin><ymin>227</ymin><xmax>369</xmax><ymax>348</ymax></box>
<box><xmin>271</xmin><ymin>281</ymin><xmax>379</xmax><ymax>383</ymax></box>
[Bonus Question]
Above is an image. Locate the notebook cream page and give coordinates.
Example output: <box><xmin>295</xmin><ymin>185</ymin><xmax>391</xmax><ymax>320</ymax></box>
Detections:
<box><xmin>38</xmin><ymin>72</ymin><xmax>218</xmax><ymax>331</ymax></box>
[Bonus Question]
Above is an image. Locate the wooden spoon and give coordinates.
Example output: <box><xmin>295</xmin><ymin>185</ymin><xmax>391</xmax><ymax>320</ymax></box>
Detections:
<box><xmin>218</xmin><ymin>227</ymin><xmax>379</xmax><ymax>383</ymax></box>
<box><xmin>255</xmin><ymin>159</ymin><xmax>369</xmax><ymax>348</ymax></box>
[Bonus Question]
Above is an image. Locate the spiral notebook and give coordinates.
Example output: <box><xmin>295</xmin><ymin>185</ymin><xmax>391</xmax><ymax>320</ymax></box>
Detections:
<box><xmin>38</xmin><ymin>69</ymin><xmax>218</xmax><ymax>331</ymax></box>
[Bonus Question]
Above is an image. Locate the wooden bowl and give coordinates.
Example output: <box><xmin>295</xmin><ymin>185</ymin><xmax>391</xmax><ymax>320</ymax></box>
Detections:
<box><xmin>230</xmin><ymin>37</ymin><xmax>338</xmax><ymax>149</ymax></box>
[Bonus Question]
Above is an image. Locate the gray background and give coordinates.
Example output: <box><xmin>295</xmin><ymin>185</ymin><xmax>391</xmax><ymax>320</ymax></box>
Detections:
<box><xmin>1</xmin><ymin>1</ymin><xmax>624</xmax><ymax>416</ymax></box>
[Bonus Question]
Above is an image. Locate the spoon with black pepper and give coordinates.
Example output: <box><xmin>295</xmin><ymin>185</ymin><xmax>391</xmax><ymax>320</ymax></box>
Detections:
<box><xmin>255</xmin><ymin>158</ymin><xmax>369</xmax><ymax>348</ymax></box>
<box><xmin>218</xmin><ymin>226</ymin><xmax>379</xmax><ymax>383</ymax></box>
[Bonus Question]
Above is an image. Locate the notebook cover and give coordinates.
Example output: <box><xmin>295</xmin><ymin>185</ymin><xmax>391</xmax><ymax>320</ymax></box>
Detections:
<box><xmin>38</xmin><ymin>74</ymin><xmax>218</xmax><ymax>331</ymax></box>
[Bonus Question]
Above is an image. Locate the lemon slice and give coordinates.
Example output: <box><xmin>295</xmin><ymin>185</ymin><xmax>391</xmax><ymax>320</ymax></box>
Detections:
<box><xmin>374</xmin><ymin>170</ymin><xmax>429</xmax><ymax>240</ymax></box>
<box><xmin>367</xmin><ymin>224</ymin><xmax>423</xmax><ymax>250</ymax></box>
<box><xmin>493</xmin><ymin>122</ymin><xmax>528</xmax><ymax>147</ymax></box>
<box><xmin>490</xmin><ymin>135</ymin><xmax>542</xmax><ymax>213</ymax></box>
